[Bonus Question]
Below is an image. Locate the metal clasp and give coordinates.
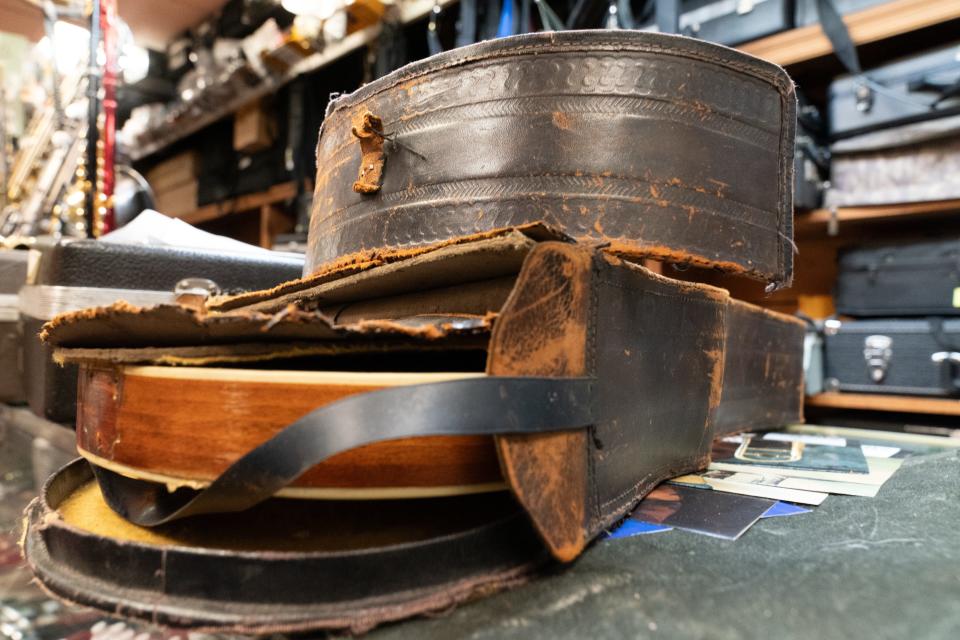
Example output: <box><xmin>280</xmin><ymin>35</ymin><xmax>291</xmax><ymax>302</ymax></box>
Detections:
<box><xmin>174</xmin><ymin>277</ymin><xmax>221</xmax><ymax>309</ymax></box>
<box><xmin>855</xmin><ymin>81</ymin><xmax>874</xmax><ymax>113</ymax></box>
<box><xmin>823</xmin><ymin>318</ymin><xmax>842</xmax><ymax>336</ymax></box>
<box><xmin>863</xmin><ymin>335</ymin><xmax>892</xmax><ymax>382</ymax></box>
<box><xmin>932</xmin><ymin>352</ymin><xmax>960</xmax><ymax>395</ymax></box>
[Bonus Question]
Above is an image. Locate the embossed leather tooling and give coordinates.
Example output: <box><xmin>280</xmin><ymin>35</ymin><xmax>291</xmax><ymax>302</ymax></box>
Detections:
<box><xmin>307</xmin><ymin>31</ymin><xmax>797</xmax><ymax>287</ymax></box>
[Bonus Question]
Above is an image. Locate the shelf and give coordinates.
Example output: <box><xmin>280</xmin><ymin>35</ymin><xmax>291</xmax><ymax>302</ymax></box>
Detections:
<box><xmin>806</xmin><ymin>392</ymin><xmax>960</xmax><ymax>416</ymax></box>
<box><xmin>130</xmin><ymin>0</ymin><xmax>960</xmax><ymax>161</ymax></box>
<box><xmin>738</xmin><ymin>0</ymin><xmax>960</xmax><ymax>67</ymax></box>
<box><xmin>178</xmin><ymin>181</ymin><xmax>298</xmax><ymax>226</ymax></box>
<box><xmin>794</xmin><ymin>199</ymin><xmax>960</xmax><ymax>234</ymax></box>
<box><xmin>129</xmin><ymin>0</ymin><xmax>449</xmax><ymax>161</ymax></box>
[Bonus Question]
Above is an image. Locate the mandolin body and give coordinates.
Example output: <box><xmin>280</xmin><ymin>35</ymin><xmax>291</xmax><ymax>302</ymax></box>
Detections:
<box><xmin>76</xmin><ymin>365</ymin><xmax>504</xmax><ymax>498</ymax></box>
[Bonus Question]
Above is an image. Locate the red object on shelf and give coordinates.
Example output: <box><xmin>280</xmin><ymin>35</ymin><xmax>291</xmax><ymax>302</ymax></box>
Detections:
<box><xmin>98</xmin><ymin>0</ymin><xmax>118</xmax><ymax>234</ymax></box>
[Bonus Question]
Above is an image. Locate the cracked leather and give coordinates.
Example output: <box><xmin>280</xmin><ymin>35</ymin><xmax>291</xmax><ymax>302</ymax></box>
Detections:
<box><xmin>492</xmin><ymin>243</ymin><xmax>804</xmax><ymax>560</ymax></box>
<box><xmin>27</xmin><ymin>239</ymin><xmax>805</xmax><ymax>633</ymax></box>
<box><xmin>307</xmin><ymin>31</ymin><xmax>796</xmax><ymax>287</ymax></box>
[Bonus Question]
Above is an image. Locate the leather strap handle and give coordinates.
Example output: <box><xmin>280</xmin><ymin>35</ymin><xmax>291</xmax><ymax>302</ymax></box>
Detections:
<box><xmin>655</xmin><ymin>0</ymin><xmax>679</xmax><ymax>35</ymax></box>
<box><xmin>816</xmin><ymin>0</ymin><xmax>861</xmax><ymax>74</ymax></box>
<box><xmin>93</xmin><ymin>376</ymin><xmax>597</xmax><ymax>527</ymax></box>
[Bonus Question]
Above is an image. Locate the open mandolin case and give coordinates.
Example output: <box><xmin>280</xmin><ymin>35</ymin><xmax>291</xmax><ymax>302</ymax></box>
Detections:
<box><xmin>23</xmin><ymin>31</ymin><xmax>803</xmax><ymax>635</ymax></box>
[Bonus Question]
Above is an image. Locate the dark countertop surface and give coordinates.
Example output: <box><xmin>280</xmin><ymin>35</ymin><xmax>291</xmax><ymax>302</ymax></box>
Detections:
<box><xmin>2</xmin><ymin>403</ymin><xmax>958</xmax><ymax>639</ymax></box>
<box><xmin>370</xmin><ymin>448</ymin><xmax>960</xmax><ymax>640</ymax></box>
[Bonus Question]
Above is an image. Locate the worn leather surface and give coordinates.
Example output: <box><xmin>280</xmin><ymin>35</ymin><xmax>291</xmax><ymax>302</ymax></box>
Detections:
<box><xmin>307</xmin><ymin>31</ymin><xmax>796</xmax><ymax>286</ymax></box>
<box><xmin>712</xmin><ymin>298</ymin><xmax>805</xmax><ymax>436</ymax></box>
<box><xmin>584</xmin><ymin>253</ymin><xmax>728</xmax><ymax>536</ymax></box>
<box><xmin>488</xmin><ymin>243</ymin><xmax>593</xmax><ymax>562</ymax></box>
<box><xmin>25</xmin><ymin>460</ymin><xmax>550</xmax><ymax>636</ymax></box>
<box><xmin>27</xmin><ymin>236</ymin><xmax>805</xmax><ymax>633</ymax></box>
<box><xmin>489</xmin><ymin>243</ymin><xmax>803</xmax><ymax>554</ymax></box>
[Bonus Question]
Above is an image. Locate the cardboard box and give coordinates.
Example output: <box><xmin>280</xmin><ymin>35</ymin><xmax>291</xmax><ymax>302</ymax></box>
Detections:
<box><xmin>154</xmin><ymin>180</ymin><xmax>199</xmax><ymax>218</ymax></box>
<box><xmin>234</xmin><ymin>100</ymin><xmax>274</xmax><ymax>153</ymax></box>
<box><xmin>146</xmin><ymin>151</ymin><xmax>198</xmax><ymax>194</ymax></box>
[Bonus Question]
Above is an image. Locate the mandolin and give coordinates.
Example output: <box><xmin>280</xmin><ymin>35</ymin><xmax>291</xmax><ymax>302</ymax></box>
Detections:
<box><xmin>77</xmin><ymin>365</ymin><xmax>506</xmax><ymax>499</ymax></box>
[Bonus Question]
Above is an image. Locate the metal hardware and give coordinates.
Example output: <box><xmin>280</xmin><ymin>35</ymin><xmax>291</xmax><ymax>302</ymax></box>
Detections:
<box><xmin>931</xmin><ymin>351</ymin><xmax>960</xmax><ymax>395</ymax></box>
<box><xmin>931</xmin><ymin>351</ymin><xmax>960</xmax><ymax>364</ymax></box>
<box><xmin>174</xmin><ymin>278</ymin><xmax>220</xmax><ymax>304</ymax></box>
<box><xmin>825</xmin><ymin>377</ymin><xmax>840</xmax><ymax>392</ymax></box>
<box><xmin>823</xmin><ymin>318</ymin><xmax>842</xmax><ymax>336</ymax></box>
<box><xmin>18</xmin><ymin>285</ymin><xmax>174</xmax><ymax>319</ymax></box>
<box><xmin>863</xmin><ymin>334</ymin><xmax>892</xmax><ymax>383</ymax></box>
<box><xmin>734</xmin><ymin>434</ymin><xmax>803</xmax><ymax>463</ymax></box>
<box><xmin>855</xmin><ymin>81</ymin><xmax>874</xmax><ymax>113</ymax></box>
<box><xmin>827</xmin><ymin>205</ymin><xmax>839</xmax><ymax>237</ymax></box>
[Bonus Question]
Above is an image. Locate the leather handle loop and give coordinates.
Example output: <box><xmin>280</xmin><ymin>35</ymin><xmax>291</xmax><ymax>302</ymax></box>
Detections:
<box><xmin>93</xmin><ymin>376</ymin><xmax>597</xmax><ymax>527</ymax></box>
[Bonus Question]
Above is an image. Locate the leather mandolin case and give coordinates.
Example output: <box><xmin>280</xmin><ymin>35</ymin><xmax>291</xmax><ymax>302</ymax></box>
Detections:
<box><xmin>28</xmin><ymin>228</ymin><xmax>804</xmax><ymax>633</ymax></box>
<box><xmin>307</xmin><ymin>30</ymin><xmax>797</xmax><ymax>288</ymax></box>
<box><xmin>24</xmin><ymin>30</ymin><xmax>801</xmax><ymax>635</ymax></box>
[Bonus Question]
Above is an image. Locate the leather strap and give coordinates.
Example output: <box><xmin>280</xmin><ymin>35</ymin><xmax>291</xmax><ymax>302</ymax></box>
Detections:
<box><xmin>655</xmin><ymin>0</ymin><xmax>679</xmax><ymax>34</ymax></box>
<box><xmin>94</xmin><ymin>376</ymin><xmax>596</xmax><ymax>526</ymax></box>
<box><xmin>533</xmin><ymin>0</ymin><xmax>564</xmax><ymax>31</ymax></box>
<box><xmin>816</xmin><ymin>0</ymin><xmax>861</xmax><ymax>74</ymax></box>
<box><xmin>617</xmin><ymin>0</ymin><xmax>636</xmax><ymax>29</ymax></box>
<box><xmin>456</xmin><ymin>0</ymin><xmax>478</xmax><ymax>47</ymax></box>
<box><xmin>928</xmin><ymin>317</ymin><xmax>960</xmax><ymax>352</ymax></box>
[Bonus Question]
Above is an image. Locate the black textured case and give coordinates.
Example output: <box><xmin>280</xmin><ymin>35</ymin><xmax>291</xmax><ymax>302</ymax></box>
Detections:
<box><xmin>679</xmin><ymin>0</ymin><xmax>794</xmax><ymax>46</ymax></box>
<box><xmin>794</xmin><ymin>94</ymin><xmax>829</xmax><ymax>210</ymax></box>
<box><xmin>824</xmin><ymin>318</ymin><xmax>960</xmax><ymax>397</ymax></box>
<box><xmin>22</xmin><ymin>241</ymin><xmax>304</xmax><ymax>423</ymax></box>
<box><xmin>835</xmin><ymin>239</ymin><xmax>960</xmax><ymax>317</ymax></box>
<box><xmin>0</xmin><ymin>250</ymin><xmax>29</xmax><ymax>403</ymax></box>
<box><xmin>829</xmin><ymin>42</ymin><xmax>960</xmax><ymax>138</ymax></box>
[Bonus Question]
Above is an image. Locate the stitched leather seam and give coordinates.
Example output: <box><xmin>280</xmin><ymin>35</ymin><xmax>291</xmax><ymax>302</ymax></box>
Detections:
<box><xmin>597</xmin><ymin>454</ymin><xmax>705</xmax><ymax>514</ymax></box>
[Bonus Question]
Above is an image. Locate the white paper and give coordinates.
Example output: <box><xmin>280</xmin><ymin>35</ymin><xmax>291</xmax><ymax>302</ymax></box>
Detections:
<box><xmin>860</xmin><ymin>444</ymin><xmax>900</xmax><ymax>459</ymax></box>
<box><xmin>101</xmin><ymin>210</ymin><xmax>271</xmax><ymax>255</ymax></box>
<box><xmin>763</xmin><ymin>432</ymin><xmax>847</xmax><ymax>447</ymax></box>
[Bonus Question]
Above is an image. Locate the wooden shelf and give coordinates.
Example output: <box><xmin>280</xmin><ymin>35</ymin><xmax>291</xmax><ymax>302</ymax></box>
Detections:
<box><xmin>738</xmin><ymin>0</ymin><xmax>960</xmax><ymax>66</ymax></box>
<box><xmin>129</xmin><ymin>0</ymin><xmax>450</xmax><ymax>161</ymax></box>
<box><xmin>806</xmin><ymin>392</ymin><xmax>960</xmax><ymax>416</ymax></box>
<box><xmin>130</xmin><ymin>0</ymin><xmax>960</xmax><ymax>160</ymax></box>
<box><xmin>176</xmin><ymin>181</ymin><xmax>298</xmax><ymax>248</ymax></box>
<box><xmin>795</xmin><ymin>199</ymin><xmax>960</xmax><ymax>234</ymax></box>
<box><xmin>178</xmin><ymin>181</ymin><xmax>298</xmax><ymax>226</ymax></box>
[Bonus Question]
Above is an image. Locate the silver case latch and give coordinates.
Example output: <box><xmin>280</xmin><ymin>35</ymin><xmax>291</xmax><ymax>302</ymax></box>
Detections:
<box><xmin>863</xmin><ymin>334</ymin><xmax>892</xmax><ymax>383</ymax></box>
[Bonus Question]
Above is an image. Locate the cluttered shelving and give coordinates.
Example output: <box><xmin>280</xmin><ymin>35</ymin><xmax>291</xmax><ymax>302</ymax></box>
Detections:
<box><xmin>127</xmin><ymin>0</ymin><xmax>960</xmax><ymax>163</ymax></box>
<box><xmin>795</xmin><ymin>198</ymin><xmax>960</xmax><ymax>234</ymax></box>
<box><xmin>738</xmin><ymin>0</ymin><xmax>960</xmax><ymax>66</ymax></box>
<box><xmin>806</xmin><ymin>392</ymin><xmax>960</xmax><ymax>416</ymax></box>
<box><xmin>127</xmin><ymin>0</ymin><xmax>455</xmax><ymax>161</ymax></box>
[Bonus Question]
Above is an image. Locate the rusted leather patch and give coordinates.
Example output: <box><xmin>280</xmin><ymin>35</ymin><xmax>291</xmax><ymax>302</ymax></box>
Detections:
<box><xmin>351</xmin><ymin>111</ymin><xmax>386</xmax><ymax>194</ymax></box>
<box><xmin>488</xmin><ymin>242</ymin><xmax>593</xmax><ymax>562</ymax></box>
